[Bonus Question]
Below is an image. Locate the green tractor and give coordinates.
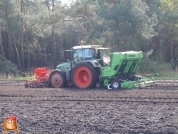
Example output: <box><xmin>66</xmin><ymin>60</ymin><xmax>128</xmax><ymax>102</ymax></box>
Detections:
<box><xmin>49</xmin><ymin>45</ymin><xmax>155</xmax><ymax>89</ymax></box>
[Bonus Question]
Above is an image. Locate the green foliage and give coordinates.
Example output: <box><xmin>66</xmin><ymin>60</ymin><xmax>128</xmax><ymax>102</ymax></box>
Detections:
<box><xmin>138</xmin><ymin>53</ymin><xmax>172</xmax><ymax>75</ymax></box>
<box><xmin>86</xmin><ymin>0</ymin><xmax>158</xmax><ymax>51</ymax></box>
<box><xmin>0</xmin><ymin>0</ymin><xmax>178</xmax><ymax>75</ymax></box>
<box><xmin>0</xmin><ymin>56</ymin><xmax>17</xmax><ymax>73</ymax></box>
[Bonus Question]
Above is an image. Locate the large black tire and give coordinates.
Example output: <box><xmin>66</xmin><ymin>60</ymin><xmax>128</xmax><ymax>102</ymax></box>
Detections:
<box><xmin>49</xmin><ymin>70</ymin><xmax>66</xmax><ymax>88</ymax></box>
<box><xmin>72</xmin><ymin>62</ymin><xmax>97</xmax><ymax>89</ymax></box>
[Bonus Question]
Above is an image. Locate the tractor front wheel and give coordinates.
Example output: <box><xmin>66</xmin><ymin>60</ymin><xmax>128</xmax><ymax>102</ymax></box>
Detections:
<box><xmin>72</xmin><ymin>63</ymin><xmax>97</xmax><ymax>89</ymax></box>
<box><xmin>49</xmin><ymin>70</ymin><xmax>66</xmax><ymax>88</ymax></box>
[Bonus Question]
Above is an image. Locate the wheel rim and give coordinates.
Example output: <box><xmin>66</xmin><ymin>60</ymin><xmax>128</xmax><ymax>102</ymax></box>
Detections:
<box><xmin>112</xmin><ymin>81</ymin><xmax>119</xmax><ymax>88</ymax></box>
<box><xmin>74</xmin><ymin>66</ymin><xmax>92</xmax><ymax>88</ymax></box>
<box><xmin>51</xmin><ymin>73</ymin><xmax>63</xmax><ymax>88</ymax></box>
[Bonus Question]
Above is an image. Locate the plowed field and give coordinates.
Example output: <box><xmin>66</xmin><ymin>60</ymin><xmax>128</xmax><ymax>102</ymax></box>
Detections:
<box><xmin>0</xmin><ymin>80</ymin><xmax>178</xmax><ymax>134</ymax></box>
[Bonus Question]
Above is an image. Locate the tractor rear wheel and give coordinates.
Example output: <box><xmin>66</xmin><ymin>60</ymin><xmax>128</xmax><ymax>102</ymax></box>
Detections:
<box><xmin>72</xmin><ymin>62</ymin><xmax>97</xmax><ymax>89</ymax></box>
<box><xmin>49</xmin><ymin>70</ymin><xmax>66</xmax><ymax>88</ymax></box>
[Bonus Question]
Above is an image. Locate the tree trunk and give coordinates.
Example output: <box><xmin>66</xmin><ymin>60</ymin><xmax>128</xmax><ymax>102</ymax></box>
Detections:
<box><xmin>25</xmin><ymin>33</ymin><xmax>31</xmax><ymax>73</ymax></box>
<box><xmin>9</xmin><ymin>34</ymin><xmax>14</xmax><ymax>63</ymax></box>
<box><xmin>5</xmin><ymin>5</ymin><xmax>11</xmax><ymax>60</ymax></box>
<box><xmin>21</xmin><ymin>0</ymin><xmax>25</xmax><ymax>71</ymax></box>
<box><xmin>13</xmin><ymin>34</ymin><xmax>22</xmax><ymax>76</ymax></box>
<box><xmin>51</xmin><ymin>0</ymin><xmax>57</xmax><ymax>68</ymax></box>
<box><xmin>0</xmin><ymin>23</ymin><xmax>5</xmax><ymax>57</ymax></box>
<box><xmin>52</xmin><ymin>25</ymin><xmax>57</xmax><ymax>68</ymax></box>
<box><xmin>44</xmin><ymin>41</ymin><xmax>48</xmax><ymax>67</ymax></box>
<box><xmin>32</xmin><ymin>36</ymin><xmax>37</xmax><ymax>68</ymax></box>
<box><xmin>172</xmin><ymin>45</ymin><xmax>177</xmax><ymax>71</ymax></box>
<box><xmin>42</xmin><ymin>39</ymin><xmax>47</xmax><ymax>67</ymax></box>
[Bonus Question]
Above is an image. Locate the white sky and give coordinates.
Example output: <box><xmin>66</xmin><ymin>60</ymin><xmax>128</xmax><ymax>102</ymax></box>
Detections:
<box><xmin>60</xmin><ymin>0</ymin><xmax>74</xmax><ymax>5</ymax></box>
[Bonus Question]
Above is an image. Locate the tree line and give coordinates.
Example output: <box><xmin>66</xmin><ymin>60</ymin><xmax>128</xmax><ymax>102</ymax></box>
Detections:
<box><xmin>0</xmin><ymin>0</ymin><xmax>178</xmax><ymax>75</ymax></box>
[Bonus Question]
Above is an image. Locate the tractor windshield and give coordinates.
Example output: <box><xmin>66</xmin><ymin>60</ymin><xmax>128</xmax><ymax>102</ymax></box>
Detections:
<box><xmin>84</xmin><ymin>48</ymin><xmax>94</xmax><ymax>60</ymax></box>
<box><xmin>73</xmin><ymin>49</ymin><xmax>83</xmax><ymax>62</ymax></box>
<box><xmin>73</xmin><ymin>48</ymin><xmax>95</xmax><ymax>62</ymax></box>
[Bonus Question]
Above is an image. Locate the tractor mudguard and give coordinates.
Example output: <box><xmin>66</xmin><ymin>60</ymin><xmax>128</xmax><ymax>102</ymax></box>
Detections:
<box><xmin>78</xmin><ymin>60</ymin><xmax>100</xmax><ymax>68</ymax></box>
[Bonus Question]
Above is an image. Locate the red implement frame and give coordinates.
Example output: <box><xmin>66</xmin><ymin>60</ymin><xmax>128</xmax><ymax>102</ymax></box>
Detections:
<box><xmin>25</xmin><ymin>67</ymin><xmax>51</xmax><ymax>88</ymax></box>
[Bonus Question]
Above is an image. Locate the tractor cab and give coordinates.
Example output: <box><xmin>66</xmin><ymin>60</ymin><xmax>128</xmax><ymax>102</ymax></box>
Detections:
<box><xmin>72</xmin><ymin>46</ymin><xmax>95</xmax><ymax>62</ymax></box>
<box><xmin>70</xmin><ymin>45</ymin><xmax>109</xmax><ymax>62</ymax></box>
<box><xmin>58</xmin><ymin>45</ymin><xmax>109</xmax><ymax>72</ymax></box>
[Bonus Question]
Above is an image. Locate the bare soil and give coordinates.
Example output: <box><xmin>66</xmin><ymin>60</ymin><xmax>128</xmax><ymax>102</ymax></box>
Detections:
<box><xmin>0</xmin><ymin>81</ymin><xmax>178</xmax><ymax>134</ymax></box>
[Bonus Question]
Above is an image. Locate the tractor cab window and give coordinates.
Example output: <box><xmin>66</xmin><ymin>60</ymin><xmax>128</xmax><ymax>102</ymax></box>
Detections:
<box><xmin>84</xmin><ymin>48</ymin><xmax>94</xmax><ymax>60</ymax></box>
<box><xmin>73</xmin><ymin>49</ymin><xmax>83</xmax><ymax>62</ymax></box>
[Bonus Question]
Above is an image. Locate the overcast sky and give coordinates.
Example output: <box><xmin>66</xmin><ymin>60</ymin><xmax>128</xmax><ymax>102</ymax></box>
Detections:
<box><xmin>60</xmin><ymin>0</ymin><xmax>74</xmax><ymax>5</ymax></box>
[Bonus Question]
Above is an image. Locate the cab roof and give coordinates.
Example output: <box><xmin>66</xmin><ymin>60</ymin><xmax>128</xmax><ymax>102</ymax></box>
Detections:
<box><xmin>71</xmin><ymin>45</ymin><xmax>108</xmax><ymax>50</ymax></box>
<box><xmin>72</xmin><ymin>45</ymin><xmax>101</xmax><ymax>49</ymax></box>
<box><xmin>65</xmin><ymin>45</ymin><xmax>109</xmax><ymax>51</ymax></box>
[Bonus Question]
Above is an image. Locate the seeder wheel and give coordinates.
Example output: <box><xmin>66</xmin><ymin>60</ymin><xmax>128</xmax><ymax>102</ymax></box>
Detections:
<box><xmin>111</xmin><ymin>79</ymin><xmax>120</xmax><ymax>89</ymax></box>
